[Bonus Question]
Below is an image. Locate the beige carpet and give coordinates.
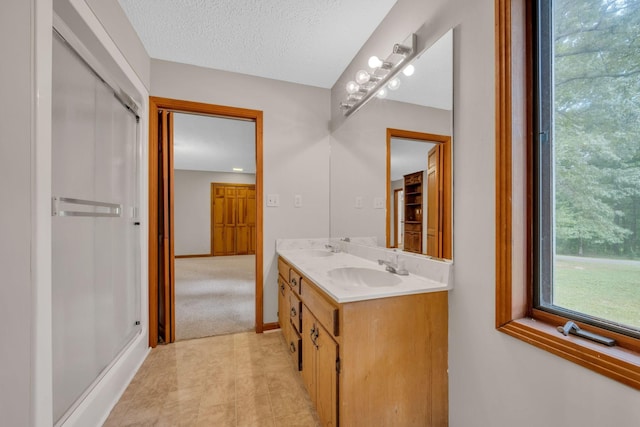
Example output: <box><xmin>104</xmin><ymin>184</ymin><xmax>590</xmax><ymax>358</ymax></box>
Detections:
<box><xmin>175</xmin><ymin>255</ymin><xmax>255</xmax><ymax>341</ymax></box>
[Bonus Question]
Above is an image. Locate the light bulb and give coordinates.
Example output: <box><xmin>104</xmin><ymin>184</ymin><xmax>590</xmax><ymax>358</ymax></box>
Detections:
<box><xmin>388</xmin><ymin>77</ymin><xmax>401</xmax><ymax>90</ymax></box>
<box><xmin>376</xmin><ymin>87</ymin><xmax>388</xmax><ymax>99</ymax></box>
<box><xmin>402</xmin><ymin>64</ymin><xmax>415</xmax><ymax>76</ymax></box>
<box><xmin>346</xmin><ymin>81</ymin><xmax>359</xmax><ymax>94</ymax></box>
<box><xmin>355</xmin><ymin>70</ymin><xmax>370</xmax><ymax>85</ymax></box>
<box><xmin>368</xmin><ymin>56</ymin><xmax>383</xmax><ymax>68</ymax></box>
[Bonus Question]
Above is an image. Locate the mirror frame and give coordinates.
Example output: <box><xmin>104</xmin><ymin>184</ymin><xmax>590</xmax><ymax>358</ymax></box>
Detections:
<box><xmin>386</xmin><ymin>128</ymin><xmax>452</xmax><ymax>259</ymax></box>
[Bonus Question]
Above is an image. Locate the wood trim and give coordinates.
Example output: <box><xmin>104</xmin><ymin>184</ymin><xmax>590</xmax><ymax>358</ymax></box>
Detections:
<box><xmin>148</xmin><ymin>96</ymin><xmax>265</xmax><ymax>343</ymax></box>
<box><xmin>386</xmin><ymin>128</ymin><xmax>452</xmax><ymax>259</ymax></box>
<box><xmin>263</xmin><ymin>322</ymin><xmax>280</xmax><ymax>332</ymax></box>
<box><xmin>168</xmin><ymin>112</ymin><xmax>176</xmax><ymax>343</ymax></box>
<box><xmin>174</xmin><ymin>254</ymin><xmax>212</xmax><ymax>259</ymax></box>
<box><xmin>495</xmin><ymin>0</ymin><xmax>640</xmax><ymax>389</ymax></box>
<box><xmin>393</xmin><ymin>188</ymin><xmax>402</xmax><ymax>248</ymax></box>
<box><xmin>148</xmin><ymin>102</ymin><xmax>159</xmax><ymax>348</ymax></box>
<box><xmin>495</xmin><ymin>0</ymin><xmax>514</xmax><ymax>328</ymax></box>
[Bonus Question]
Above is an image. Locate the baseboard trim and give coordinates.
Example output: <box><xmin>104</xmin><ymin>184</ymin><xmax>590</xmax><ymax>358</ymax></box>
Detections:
<box><xmin>262</xmin><ymin>322</ymin><xmax>279</xmax><ymax>332</ymax></box>
<box><xmin>175</xmin><ymin>254</ymin><xmax>212</xmax><ymax>259</ymax></box>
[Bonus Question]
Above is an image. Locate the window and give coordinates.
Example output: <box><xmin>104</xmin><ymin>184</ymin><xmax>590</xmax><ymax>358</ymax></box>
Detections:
<box><xmin>535</xmin><ymin>0</ymin><xmax>640</xmax><ymax>338</ymax></box>
<box><xmin>496</xmin><ymin>0</ymin><xmax>640</xmax><ymax>389</ymax></box>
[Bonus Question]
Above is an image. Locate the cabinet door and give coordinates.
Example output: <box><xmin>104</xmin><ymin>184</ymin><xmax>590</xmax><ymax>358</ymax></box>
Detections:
<box><xmin>301</xmin><ymin>307</ymin><xmax>317</xmax><ymax>403</ymax></box>
<box><xmin>316</xmin><ymin>323</ymin><xmax>338</xmax><ymax>427</ymax></box>
<box><xmin>278</xmin><ymin>276</ymin><xmax>289</xmax><ymax>335</ymax></box>
<box><xmin>301</xmin><ymin>307</ymin><xmax>338</xmax><ymax>427</ymax></box>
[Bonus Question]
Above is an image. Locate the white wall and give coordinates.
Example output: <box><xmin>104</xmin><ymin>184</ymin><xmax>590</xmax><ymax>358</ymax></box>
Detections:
<box><xmin>174</xmin><ymin>170</ymin><xmax>256</xmax><ymax>255</ymax></box>
<box><xmin>1</xmin><ymin>0</ymin><xmax>151</xmax><ymax>425</ymax></box>
<box><xmin>0</xmin><ymin>1</ymin><xmax>37</xmax><ymax>424</ymax></box>
<box><xmin>151</xmin><ymin>60</ymin><xmax>331</xmax><ymax>323</ymax></box>
<box><xmin>331</xmin><ymin>0</ymin><xmax>640</xmax><ymax>425</ymax></box>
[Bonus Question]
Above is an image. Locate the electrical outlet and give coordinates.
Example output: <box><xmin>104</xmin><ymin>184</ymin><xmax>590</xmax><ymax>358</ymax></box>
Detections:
<box><xmin>294</xmin><ymin>194</ymin><xmax>302</xmax><ymax>207</ymax></box>
<box><xmin>374</xmin><ymin>197</ymin><xmax>384</xmax><ymax>209</ymax></box>
<box><xmin>266</xmin><ymin>194</ymin><xmax>280</xmax><ymax>207</ymax></box>
<box><xmin>355</xmin><ymin>196</ymin><xmax>363</xmax><ymax>209</ymax></box>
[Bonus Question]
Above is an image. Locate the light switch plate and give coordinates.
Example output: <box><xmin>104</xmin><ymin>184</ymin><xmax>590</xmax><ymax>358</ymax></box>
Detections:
<box><xmin>266</xmin><ymin>194</ymin><xmax>280</xmax><ymax>207</ymax></box>
<box><xmin>355</xmin><ymin>196</ymin><xmax>363</xmax><ymax>209</ymax></box>
<box><xmin>294</xmin><ymin>194</ymin><xmax>302</xmax><ymax>208</ymax></box>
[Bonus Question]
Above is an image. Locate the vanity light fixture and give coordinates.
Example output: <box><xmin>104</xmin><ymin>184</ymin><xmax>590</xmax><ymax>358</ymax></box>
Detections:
<box><xmin>340</xmin><ymin>33</ymin><xmax>417</xmax><ymax>117</ymax></box>
<box><xmin>232</xmin><ymin>167</ymin><xmax>243</xmax><ymax>172</ymax></box>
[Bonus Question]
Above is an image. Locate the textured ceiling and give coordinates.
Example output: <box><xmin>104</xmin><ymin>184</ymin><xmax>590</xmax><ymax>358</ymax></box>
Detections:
<box><xmin>118</xmin><ymin>0</ymin><xmax>398</xmax><ymax>88</ymax></box>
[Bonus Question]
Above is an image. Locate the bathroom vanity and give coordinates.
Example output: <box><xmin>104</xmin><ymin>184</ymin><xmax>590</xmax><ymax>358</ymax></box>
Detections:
<box><xmin>277</xmin><ymin>241</ymin><xmax>451</xmax><ymax>426</ymax></box>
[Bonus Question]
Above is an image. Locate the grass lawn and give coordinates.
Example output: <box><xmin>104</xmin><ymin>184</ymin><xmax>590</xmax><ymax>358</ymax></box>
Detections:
<box><xmin>554</xmin><ymin>258</ymin><xmax>640</xmax><ymax>330</ymax></box>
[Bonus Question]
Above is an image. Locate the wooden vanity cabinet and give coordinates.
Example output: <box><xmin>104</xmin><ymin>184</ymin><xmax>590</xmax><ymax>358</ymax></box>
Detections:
<box><xmin>277</xmin><ymin>256</ymin><xmax>448</xmax><ymax>426</ymax></box>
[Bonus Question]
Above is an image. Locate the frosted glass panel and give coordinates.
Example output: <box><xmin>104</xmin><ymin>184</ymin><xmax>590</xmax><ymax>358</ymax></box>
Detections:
<box><xmin>52</xmin><ymin>33</ymin><xmax>140</xmax><ymax>423</ymax></box>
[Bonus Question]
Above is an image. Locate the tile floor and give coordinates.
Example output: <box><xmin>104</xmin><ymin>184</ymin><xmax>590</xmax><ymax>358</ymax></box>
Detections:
<box><xmin>104</xmin><ymin>331</ymin><xmax>320</xmax><ymax>426</ymax></box>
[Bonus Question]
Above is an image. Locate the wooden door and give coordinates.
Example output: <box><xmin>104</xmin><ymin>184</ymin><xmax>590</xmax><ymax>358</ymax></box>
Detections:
<box><xmin>157</xmin><ymin>109</ymin><xmax>175</xmax><ymax>344</ymax></box>
<box><xmin>236</xmin><ymin>187</ymin><xmax>249</xmax><ymax>254</ymax></box>
<box><xmin>211</xmin><ymin>183</ymin><xmax>256</xmax><ymax>256</ymax></box>
<box><xmin>426</xmin><ymin>145</ymin><xmax>442</xmax><ymax>257</ymax></box>
<box><xmin>212</xmin><ymin>185</ymin><xmax>225</xmax><ymax>256</ymax></box>
<box><xmin>247</xmin><ymin>187</ymin><xmax>257</xmax><ymax>254</ymax></box>
<box><xmin>223</xmin><ymin>187</ymin><xmax>237</xmax><ymax>255</ymax></box>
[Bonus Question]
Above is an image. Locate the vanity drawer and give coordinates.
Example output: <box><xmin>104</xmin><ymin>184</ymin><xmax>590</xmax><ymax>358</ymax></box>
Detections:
<box><xmin>285</xmin><ymin>323</ymin><xmax>302</xmax><ymax>371</ymax></box>
<box><xmin>289</xmin><ymin>269</ymin><xmax>302</xmax><ymax>294</ymax></box>
<box><xmin>278</xmin><ymin>258</ymin><xmax>290</xmax><ymax>281</ymax></box>
<box><xmin>300</xmin><ymin>278</ymin><xmax>339</xmax><ymax>337</ymax></box>
<box><xmin>289</xmin><ymin>291</ymin><xmax>302</xmax><ymax>334</ymax></box>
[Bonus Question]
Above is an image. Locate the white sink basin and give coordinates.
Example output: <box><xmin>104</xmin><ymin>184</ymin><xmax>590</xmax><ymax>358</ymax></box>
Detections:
<box><xmin>299</xmin><ymin>249</ymin><xmax>334</xmax><ymax>258</ymax></box>
<box><xmin>328</xmin><ymin>267</ymin><xmax>402</xmax><ymax>287</ymax></box>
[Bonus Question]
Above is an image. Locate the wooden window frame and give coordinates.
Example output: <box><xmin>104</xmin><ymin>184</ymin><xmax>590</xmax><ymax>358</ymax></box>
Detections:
<box><xmin>495</xmin><ymin>0</ymin><xmax>640</xmax><ymax>390</ymax></box>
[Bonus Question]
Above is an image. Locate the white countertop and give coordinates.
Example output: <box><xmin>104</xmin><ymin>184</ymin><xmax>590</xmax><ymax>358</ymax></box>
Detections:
<box><xmin>278</xmin><ymin>248</ymin><xmax>451</xmax><ymax>303</ymax></box>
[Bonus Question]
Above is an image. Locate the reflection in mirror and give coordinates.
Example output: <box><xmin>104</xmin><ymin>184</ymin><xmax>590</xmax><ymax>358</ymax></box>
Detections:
<box><xmin>330</xmin><ymin>29</ymin><xmax>453</xmax><ymax>260</ymax></box>
<box><xmin>387</xmin><ymin>130</ymin><xmax>451</xmax><ymax>259</ymax></box>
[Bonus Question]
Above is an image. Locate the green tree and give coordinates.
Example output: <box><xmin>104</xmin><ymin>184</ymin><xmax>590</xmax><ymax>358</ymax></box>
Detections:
<box><xmin>553</xmin><ymin>0</ymin><xmax>640</xmax><ymax>256</ymax></box>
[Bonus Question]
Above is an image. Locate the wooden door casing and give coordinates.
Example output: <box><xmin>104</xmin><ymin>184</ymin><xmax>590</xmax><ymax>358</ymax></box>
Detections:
<box><xmin>149</xmin><ymin>96</ymin><xmax>265</xmax><ymax>346</ymax></box>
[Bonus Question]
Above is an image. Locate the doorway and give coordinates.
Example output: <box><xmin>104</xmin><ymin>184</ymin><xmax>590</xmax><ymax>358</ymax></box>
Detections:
<box><xmin>148</xmin><ymin>97</ymin><xmax>264</xmax><ymax>347</ymax></box>
<box><xmin>386</xmin><ymin>128</ymin><xmax>452</xmax><ymax>259</ymax></box>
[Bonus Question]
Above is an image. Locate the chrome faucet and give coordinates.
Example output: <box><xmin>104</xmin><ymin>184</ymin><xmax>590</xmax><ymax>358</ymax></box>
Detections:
<box><xmin>325</xmin><ymin>243</ymin><xmax>340</xmax><ymax>253</ymax></box>
<box><xmin>378</xmin><ymin>257</ymin><xmax>409</xmax><ymax>275</ymax></box>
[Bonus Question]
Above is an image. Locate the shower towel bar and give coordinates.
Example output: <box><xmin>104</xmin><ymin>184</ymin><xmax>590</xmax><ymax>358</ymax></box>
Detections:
<box><xmin>52</xmin><ymin>196</ymin><xmax>122</xmax><ymax>218</ymax></box>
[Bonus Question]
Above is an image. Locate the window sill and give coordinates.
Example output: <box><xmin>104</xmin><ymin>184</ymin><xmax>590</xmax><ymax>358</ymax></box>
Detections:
<box><xmin>498</xmin><ymin>317</ymin><xmax>640</xmax><ymax>390</ymax></box>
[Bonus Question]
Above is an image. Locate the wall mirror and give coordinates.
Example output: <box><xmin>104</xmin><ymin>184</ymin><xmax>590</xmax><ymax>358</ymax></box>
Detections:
<box><xmin>329</xmin><ymin>29</ymin><xmax>453</xmax><ymax>260</ymax></box>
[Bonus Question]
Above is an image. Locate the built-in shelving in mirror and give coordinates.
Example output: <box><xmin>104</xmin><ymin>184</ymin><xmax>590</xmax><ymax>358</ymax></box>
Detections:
<box><xmin>329</xmin><ymin>29</ymin><xmax>453</xmax><ymax>260</ymax></box>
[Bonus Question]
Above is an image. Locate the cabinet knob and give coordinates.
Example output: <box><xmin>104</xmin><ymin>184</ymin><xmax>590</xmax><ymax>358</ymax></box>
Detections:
<box><xmin>290</xmin><ymin>307</ymin><xmax>297</xmax><ymax>317</ymax></box>
<box><xmin>290</xmin><ymin>342</ymin><xmax>296</xmax><ymax>353</ymax></box>
<box><xmin>280</xmin><ymin>283</ymin><xmax>285</xmax><ymax>295</ymax></box>
<box><xmin>291</xmin><ymin>278</ymin><xmax>297</xmax><ymax>286</ymax></box>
